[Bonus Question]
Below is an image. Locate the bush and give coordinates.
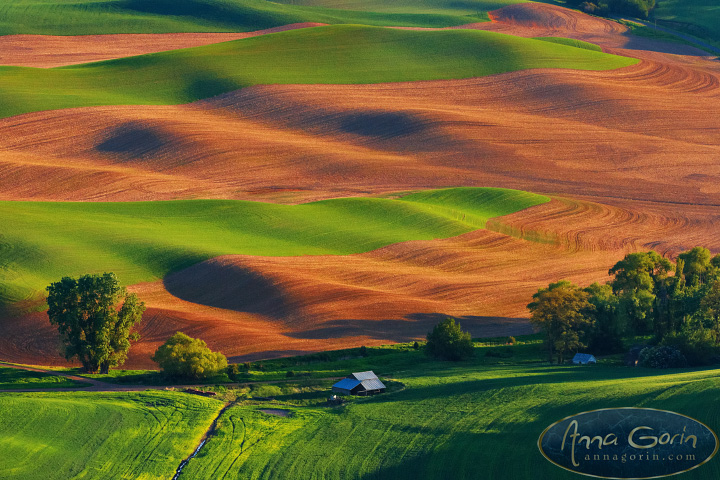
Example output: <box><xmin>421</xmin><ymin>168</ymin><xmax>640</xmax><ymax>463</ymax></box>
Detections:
<box><xmin>661</xmin><ymin>329</ymin><xmax>719</xmax><ymax>366</ymax></box>
<box><xmin>286</xmin><ymin>370</ymin><xmax>295</xmax><ymax>377</ymax></box>
<box><xmin>359</xmin><ymin>345</ymin><xmax>368</xmax><ymax>357</ymax></box>
<box><xmin>425</xmin><ymin>318</ymin><xmax>474</xmax><ymax>361</ymax></box>
<box><xmin>152</xmin><ymin>332</ymin><xmax>228</xmax><ymax>379</ymax></box>
<box><xmin>507</xmin><ymin>336</ymin><xmax>516</xmax><ymax>345</ymax></box>
<box><xmin>638</xmin><ymin>345</ymin><xmax>687</xmax><ymax>369</ymax></box>
<box><xmin>412</xmin><ymin>341</ymin><xmax>420</xmax><ymax>350</ymax></box>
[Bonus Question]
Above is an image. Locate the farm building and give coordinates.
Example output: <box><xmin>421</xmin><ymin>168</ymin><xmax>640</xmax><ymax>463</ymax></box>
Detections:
<box><xmin>332</xmin><ymin>371</ymin><xmax>386</xmax><ymax>396</ymax></box>
<box><xmin>572</xmin><ymin>353</ymin><xmax>597</xmax><ymax>365</ymax></box>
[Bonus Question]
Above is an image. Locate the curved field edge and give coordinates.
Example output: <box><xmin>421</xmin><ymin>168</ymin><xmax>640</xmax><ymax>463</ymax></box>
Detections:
<box><xmin>0</xmin><ymin>25</ymin><xmax>639</xmax><ymax>120</ymax></box>
<box><xmin>0</xmin><ymin>0</ymin><xmax>492</xmax><ymax>35</ymax></box>
<box><xmin>181</xmin><ymin>365</ymin><xmax>720</xmax><ymax>479</ymax></box>
<box><xmin>0</xmin><ymin>187</ymin><xmax>548</xmax><ymax>306</ymax></box>
<box><xmin>0</xmin><ymin>391</ymin><xmax>224</xmax><ymax>480</ymax></box>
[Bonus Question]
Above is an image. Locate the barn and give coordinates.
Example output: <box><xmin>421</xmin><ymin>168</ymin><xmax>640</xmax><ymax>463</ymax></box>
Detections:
<box><xmin>332</xmin><ymin>371</ymin><xmax>386</xmax><ymax>396</ymax></box>
<box><xmin>572</xmin><ymin>353</ymin><xmax>597</xmax><ymax>365</ymax></box>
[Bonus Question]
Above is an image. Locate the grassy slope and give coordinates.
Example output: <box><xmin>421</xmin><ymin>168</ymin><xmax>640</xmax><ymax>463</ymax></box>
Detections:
<box><xmin>0</xmin><ymin>391</ymin><xmax>224</xmax><ymax>480</ymax></box>
<box><xmin>0</xmin><ymin>25</ymin><xmax>638</xmax><ymax>120</ymax></box>
<box><xmin>653</xmin><ymin>0</ymin><xmax>720</xmax><ymax>44</ymax></box>
<box><xmin>534</xmin><ymin>36</ymin><xmax>602</xmax><ymax>51</ymax></box>
<box><xmin>183</xmin><ymin>357</ymin><xmax>720</xmax><ymax>479</ymax></box>
<box><xmin>270</xmin><ymin>0</ymin><xmax>526</xmax><ymax>15</ymax></box>
<box><xmin>0</xmin><ymin>188</ymin><xmax>548</xmax><ymax>305</ymax></box>
<box><xmin>0</xmin><ymin>367</ymin><xmax>88</xmax><ymax>389</ymax></box>
<box><xmin>0</xmin><ymin>0</ymin><xmax>490</xmax><ymax>35</ymax></box>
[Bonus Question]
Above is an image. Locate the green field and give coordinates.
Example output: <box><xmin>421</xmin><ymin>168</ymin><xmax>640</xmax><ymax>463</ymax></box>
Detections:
<box><xmin>0</xmin><ymin>188</ymin><xmax>548</xmax><ymax>305</ymax></box>
<box><xmin>534</xmin><ymin>36</ymin><xmax>602</xmax><ymax>51</ymax></box>
<box><xmin>653</xmin><ymin>0</ymin><xmax>720</xmax><ymax>44</ymax></box>
<box><xmin>0</xmin><ymin>0</ymin><xmax>493</xmax><ymax>35</ymax></box>
<box><xmin>4</xmin><ymin>341</ymin><xmax>720</xmax><ymax>479</ymax></box>
<box><xmin>0</xmin><ymin>390</ymin><xmax>223</xmax><ymax>480</ymax></box>
<box><xmin>0</xmin><ymin>25</ymin><xmax>638</xmax><ymax>120</ymax></box>
<box><xmin>177</xmin><ymin>347</ymin><xmax>720</xmax><ymax>479</ymax></box>
<box><xmin>271</xmin><ymin>0</ymin><xmax>526</xmax><ymax>15</ymax></box>
<box><xmin>0</xmin><ymin>367</ymin><xmax>89</xmax><ymax>390</ymax></box>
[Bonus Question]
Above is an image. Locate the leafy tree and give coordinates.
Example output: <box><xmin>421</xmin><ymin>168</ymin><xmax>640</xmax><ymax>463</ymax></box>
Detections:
<box><xmin>609</xmin><ymin>251</ymin><xmax>672</xmax><ymax>334</ymax></box>
<box><xmin>46</xmin><ymin>272</ymin><xmax>145</xmax><ymax>373</ymax></box>
<box><xmin>152</xmin><ymin>332</ymin><xmax>228</xmax><ymax>379</ymax></box>
<box><xmin>425</xmin><ymin>318</ymin><xmax>474</xmax><ymax>361</ymax></box>
<box><xmin>528</xmin><ymin>281</ymin><xmax>594</xmax><ymax>364</ymax></box>
<box><xmin>584</xmin><ymin>283</ymin><xmax>624</xmax><ymax>354</ymax></box>
<box><xmin>699</xmin><ymin>281</ymin><xmax>720</xmax><ymax>344</ymax></box>
<box><xmin>678</xmin><ymin>247</ymin><xmax>713</xmax><ymax>286</ymax></box>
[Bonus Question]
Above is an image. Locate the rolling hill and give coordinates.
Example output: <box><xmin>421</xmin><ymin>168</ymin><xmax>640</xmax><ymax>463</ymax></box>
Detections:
<box><xmin>0</xmin><ymin>25</ymin><xmax>637</xmax><ymax>120</ymax></box>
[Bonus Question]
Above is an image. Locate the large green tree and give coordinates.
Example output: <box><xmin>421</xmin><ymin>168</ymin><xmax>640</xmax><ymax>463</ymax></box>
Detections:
<box><xmin>528</xmin><ymin>281</ymin><xmax>594</xmax><ymax>364</ymax></box>
<box><xmin>425</xmin><ymin>318</ymin><xmax>474</xmax><ymax>361</ymax></box>
<box><xmin>608</xmin><ymin>251</ymin><xmax>672</xmax><ymax>334</ymax></box>
<box><xmin>46</xmin><ymin>272</ymin><xmax>145</xmax><ymax>373</ymax></box>
<box><xmin>152</xmin><ymin>332</ymin><xmax>228</xmax><ymax>379</ymax></box>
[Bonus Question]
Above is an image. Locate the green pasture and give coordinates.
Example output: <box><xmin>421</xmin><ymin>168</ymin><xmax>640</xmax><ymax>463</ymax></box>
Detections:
<box><xmin>183</xmin><ymin>363</ymin><xmax>720</xmax><ymax>479</ymax></box>
<box><xmin>3</xmin><ymin>340</ymin><xmax>720</xmax><ymax>479</ymax></box>
<box><xmin>653</xmin><ymin>0</ymin><xmax>720</xmax><ymax>44</ymax></box>
<box><xmin>0</xmin><ymin>0</ymin><xmax>491</xmax><ymax>35</ymax></box>
<box><xmin>0</xmin><ymin>25</ymin><xmax>638</xmax><ymax>120</ymax></box>
<box><xmin>0</xmin><ymin>367</ymin><xmax>89</xmax><ymax>390</ymax></box>
<box><xmin>270</xmin><ymin>0</ymin><xmax>526</xmax><ymax>15</ymax></box>
<box><xmin>0</xmin><ymin>187</ymin><xmax>548</xmax><ymax>305</ymax></box>
<box><xmin>0</xmin><ymin>390</ymin><xmax>224</xmax><ymax>480</ymax></box>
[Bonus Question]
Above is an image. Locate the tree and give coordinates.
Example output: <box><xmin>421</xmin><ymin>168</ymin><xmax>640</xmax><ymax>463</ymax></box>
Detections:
<box><xmin>609</xmin><ymin>251</ymin><xmax>672</xmax><ymax>334</ymax></box>
<box><xmin>584</xmin><ymin>282</ymin><xmax>625</xmax><ymax>354</ymax></box>
<box><xmin>678</xmin><ymin>247</ymin><xmax>713</xmax><ymax>286</ymax></box>
<box><xmin>46</xmin><ymin>272</ymin><xmax>145</xmax><ymax>373</ymax></box>
<box><xmin>425</xmin><ymin>318</ymin><xmax>474</xmax><ymax>361</ymax></box>
<box><xmin>152</xmin><ymin>332</ymin><xmax>228</xmax><ymax>379</ymax></box>
<box><xmin>528</xmin><ymin>281</ymin><xmax>594</xmax><ymax>364</ymax></box>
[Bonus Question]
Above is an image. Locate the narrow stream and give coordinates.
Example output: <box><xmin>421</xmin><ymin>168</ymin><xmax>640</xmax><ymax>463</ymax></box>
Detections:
<box><xmin>172</xmin><ymin>401</ymin><xmax>235</xmax><ymax>480</ymax></box>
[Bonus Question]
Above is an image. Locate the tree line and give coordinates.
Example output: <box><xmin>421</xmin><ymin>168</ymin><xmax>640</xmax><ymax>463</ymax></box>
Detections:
<box><xmin>529</xmin><ymin>247</ymin><xmax>720</xmax><ymax>366</ymax></box>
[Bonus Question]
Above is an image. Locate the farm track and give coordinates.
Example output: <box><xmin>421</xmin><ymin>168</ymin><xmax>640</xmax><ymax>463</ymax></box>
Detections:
<box><xmin>0</xmin><ymin>3</ymin><xmax>719</xmax><ymax>367</ymax></box>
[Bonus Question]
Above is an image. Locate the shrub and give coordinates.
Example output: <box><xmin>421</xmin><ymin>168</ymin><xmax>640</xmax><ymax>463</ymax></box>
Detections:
<box><xmin>152</xmin><ymin>332</ymin><xmax>228</xmax><ymax>379</ymax></box>
<box><xmin>286</xmin><ymin>370</ymin><xmax>295</xmax><ymax>377</ymax></box>
<box><xmin>412</xmin><ymin>341</ymin><xmax>420</xmax><ymax>350</ymax></box>
<box><xmin>507</xmin><ymin>336</ymin><xmax>516</xmax><ymax>345</ymax></box>
<box><xmin>359</xmin><ymin>345</ymin><xmax>368</xmax><ymax>357</ymax></box>
<box><xmin>227</xmin><ymin>364</ymin><xmax>241</xmax><ymax>379</ymax></box>
<box><xmin>425</xmin><ymin>318</ymin><xmax>474</xmax><ymax>361</ymax></box>
<box><xmin>638</xmin><ymin>345</ymin><xmax>687</xmax><ymax>369</ymax></box>
<box><xmin>661</xmin><ymin>329</ymin><xmax>719</xmax><ymax>366</ymax></box>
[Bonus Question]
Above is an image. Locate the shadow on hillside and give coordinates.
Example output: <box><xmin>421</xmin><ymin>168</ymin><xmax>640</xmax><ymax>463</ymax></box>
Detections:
<box><xmin>286</xmin><ymin>314</ymin><xmax>532</xmax><ymax>342</ymax></box>
<box><xmin>338</xmin><ymin>111</ymin><xmax>427</xmax><ymax>139</ymax></box>
<box><xmin>95</xmin><ymin>121</ymin><xmax>173</xmax><ymax>160</ymax></box>
<box><xmin>163</xmin><ymin>263</ymin><xmax>291</xmax><ymax>319</ymax></box>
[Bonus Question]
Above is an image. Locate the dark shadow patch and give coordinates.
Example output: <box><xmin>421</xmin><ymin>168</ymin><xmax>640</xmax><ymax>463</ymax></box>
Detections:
<box><xmin>95</xmin><ymin>122</ymin><xmax>173</xmax><ymax>160</ymax></box>
<box><xmin>338</xmin><ymin>111</ymin><xmax>427</xmax><ymax>139</ymax></box>
<box><xmin>286</xmin><ymin>314</ymin><xmax>532</xmax><ymax>342</ymax></box>
<box><xmin>186</xmin><ymin>75</ymin><xmax>245</xmax><ymax>102</ymax></box>
<box><xmin>163</xmin><ymin>262</ymin><xmax>290</xmax><ymax>319</ymax></box>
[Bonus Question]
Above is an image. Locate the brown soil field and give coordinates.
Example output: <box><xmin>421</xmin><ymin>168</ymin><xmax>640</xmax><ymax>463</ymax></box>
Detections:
<box><xmin>2</xmin><ymin>195</ymin><xmax>718</xmax><ymax>368</ymax></box>
<box><xmin>0</xmin><ymin>23</ymin><xmax>327</xmax><ymax>68</ymax></box>
<box><xmin>0</xmin><ymin>4</ymin><xmax>718</xmax><ymax>367</ymax></box>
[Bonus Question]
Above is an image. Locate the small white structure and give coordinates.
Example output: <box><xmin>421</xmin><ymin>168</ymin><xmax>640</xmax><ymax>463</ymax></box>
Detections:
<box><xmin>572</xmin><ymin>353</ymin><xmax>597</xmax><ymax>365</ymax></box>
